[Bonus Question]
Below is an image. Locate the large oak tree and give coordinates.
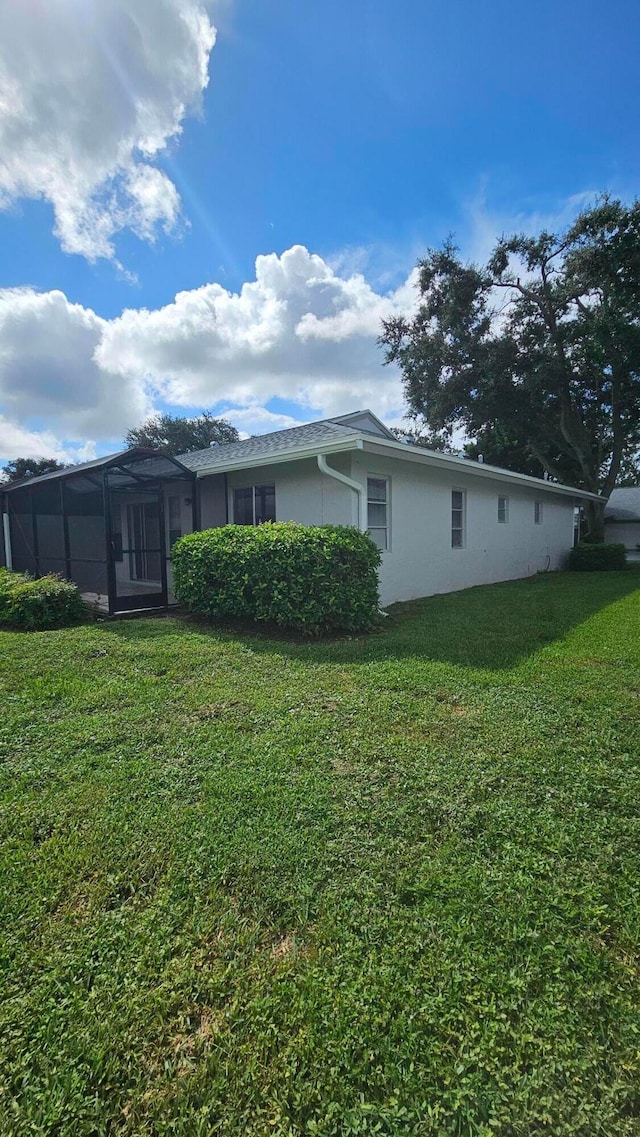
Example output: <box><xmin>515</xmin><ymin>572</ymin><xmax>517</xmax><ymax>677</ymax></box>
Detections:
<box><xmin>380</xmin><ymin>197</ymin><xmax>640</xmax><ymax>538</ymax></box>
<box><xmin>125</xmin><ymin>411</ymin><xmax>239</xmax><ymax>456</ymax></box>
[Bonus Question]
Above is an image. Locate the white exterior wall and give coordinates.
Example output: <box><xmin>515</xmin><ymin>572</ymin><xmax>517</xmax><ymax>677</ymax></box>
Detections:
<box><xmin>224</xmin><ymin>455</ymin><xmax>356</xmax><ymax>527</ymax></box>
<box><xmin>196</xmin><ymin>451</ymin><xmax>579</xmax><ymax>608</ymax></box>
<box><xmin>604</xmin><ymin>521</ymin><xmax>640</xmax><ymax>551</ymax></box>
<box><xmin>350</xmin><ymin>451</ymin><xmax>577</xmax><ymax>607</ymax></box>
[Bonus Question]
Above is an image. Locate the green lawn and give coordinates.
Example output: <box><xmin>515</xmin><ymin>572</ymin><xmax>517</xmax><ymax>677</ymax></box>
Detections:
<box><xmin>1</xmin><ymin>571</ymin><xmax>640</xmax><ymax>1136</ymax></box>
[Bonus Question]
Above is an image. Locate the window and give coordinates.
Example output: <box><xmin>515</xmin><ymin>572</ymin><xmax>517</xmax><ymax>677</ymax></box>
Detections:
<box><xmin>168</xmin><ymin>495</ymin><xmax>182</xmax><ymax>548</ymax></box>
<box><xmin>233</xmin><ymin>484</ymin><xmax>276</xmax><ymax>525</ymax></box>
<box><xmin>233</xmin><ymin>486</ymin><xmax>254</xmax><ymax>525</ymax></box>
<box><xmin>534</xmin><ymin>501</ymin><xmax>543</xmax><ymax>524</ymax></box>
<box><xmin>255</xmin><ymin>484</ymin><xmax>276</xmax><ymax>525</ymax></box>
<box><xmin>367</xmin><ymin>477</ymin><xmax>389</xmax><ymax>550</ymax></box>
<box><xmin>498</xmin><ymin>495</ymin><xmax>509</xmax><ymax>524</ymax></box>
<box><xmin>451</xmin><ymin>489</ymin><xmax>465</xmax><ymax>547</ymax></box>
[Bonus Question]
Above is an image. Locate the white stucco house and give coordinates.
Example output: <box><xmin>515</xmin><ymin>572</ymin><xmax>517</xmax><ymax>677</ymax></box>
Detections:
<box><xmin>1</xmin><ymin>410</ymin><xmax>601</xmax><ymax>614</ymax></box>
<box><xmin>604</xmin><ymin>487</ymin><xmax>640</xmax><ymax>561</ymax></box>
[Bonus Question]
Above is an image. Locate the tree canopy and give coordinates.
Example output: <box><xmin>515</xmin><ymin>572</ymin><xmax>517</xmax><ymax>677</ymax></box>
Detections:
<box><xmin>380</xmin><ymin>197</ymin><xmax>640</xmax><ymax>537</ymax></box>
<box><xmin>125</xmin><ymin>411</ymin><xmax>239</xmax><ymax>456</ymax></box>
<box><xmin>1</xmin><ymin>457</ymin><xmax>65</xmax><ymax>484</ymax></box>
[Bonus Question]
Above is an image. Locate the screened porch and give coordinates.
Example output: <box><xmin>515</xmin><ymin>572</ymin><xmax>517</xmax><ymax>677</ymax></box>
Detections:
<box><xmin>2</xmin><ymin>449</ymin><xmax>196</xmax><ymax>615</ymax></box>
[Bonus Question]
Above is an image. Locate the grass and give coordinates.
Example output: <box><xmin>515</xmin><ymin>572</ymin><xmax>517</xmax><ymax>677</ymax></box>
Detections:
<box><xmin>1</xmin><ymin>569</ymin><xmax>640</xmax><ymax>1136</ymax></box>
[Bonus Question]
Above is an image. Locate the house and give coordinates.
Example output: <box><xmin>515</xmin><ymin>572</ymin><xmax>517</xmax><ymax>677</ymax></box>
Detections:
<box><xmin>0</xmin><ymin>410</ymin><xmax>601</xmax><ymax>614</ymax></box>
<box><xmin>604</xmin><ymin>487</ymin><xmax>640</xmax><ymax>561</ymax></box>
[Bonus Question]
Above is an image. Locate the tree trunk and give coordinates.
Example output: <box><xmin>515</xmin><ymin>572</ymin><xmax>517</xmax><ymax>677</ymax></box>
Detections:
<box><xmin>584</xmin><ymin>498</ymin><xmax>607</xmax><ymax>543</ymax></box>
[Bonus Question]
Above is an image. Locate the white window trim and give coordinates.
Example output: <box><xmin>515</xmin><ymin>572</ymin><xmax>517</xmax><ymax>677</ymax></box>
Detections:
<box><xmin>366</xmin><ymin>474</ymin><xmax>391</xmax><ymax>551</ymax></box>
<box><xmin>534</xmin><ymin>500</ymin><xmax>543</xmax><ymax>525</ymax></box>
<box><xmin>451</xmin><ymin>487</ymin><xmax>466</xmax><ymax>548</ymax></box>
<box><xmin>498</xmin><ymin>495</ymin><xmax>509</xmax><ymax>524</ymax></box>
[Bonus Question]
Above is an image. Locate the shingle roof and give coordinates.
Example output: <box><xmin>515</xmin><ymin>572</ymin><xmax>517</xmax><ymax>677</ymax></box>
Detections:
<box><xmin>605</xmin><ymin>487</ymin><xmax>640</xmax><ymax>522</ymax></box>
<box><xmin>178</xmin><ymin>419</ymin><xmax>362</xmax><ymax>471</ymax></box>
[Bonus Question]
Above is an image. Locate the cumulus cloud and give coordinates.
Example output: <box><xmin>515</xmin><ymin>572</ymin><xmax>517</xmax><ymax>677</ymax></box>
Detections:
<box><xmin>0</xmin><ymin>287</ymin><xmax>151</xmax><ymax>452</ymax></box>
<box><xmin>0</xmin><ymin>246</ymin><xmax>417</xmax><ymax>460</ymax></box>
<box><xmin>0</xmin><ymin>417</ymin><xmax>78</xmax><ymax>465</ymax></box>
<box><xmin>98</xmin><ymin>245</ymin><xmax>415</xmax><ymax>420</ymax></box>
<box><xmin>0</xmin><ymin>0</ymin><xmax>216</xmax><ymax>260</ymax></box>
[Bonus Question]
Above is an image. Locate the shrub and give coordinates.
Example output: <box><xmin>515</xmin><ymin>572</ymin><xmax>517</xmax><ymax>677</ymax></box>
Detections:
<box><xmin>172</xmin><ymin>522</ymin><xmax>382</xmax><ymax>635</ymax></box>
<box><xmin>566</xmin><ymin>542</ymin><xmax>627</xmax><ymax>572</ymax></box>
<box><xmin>0</xmin><ymin>569</ymin><xmax>87</xmax><ymax>630</ymax></box>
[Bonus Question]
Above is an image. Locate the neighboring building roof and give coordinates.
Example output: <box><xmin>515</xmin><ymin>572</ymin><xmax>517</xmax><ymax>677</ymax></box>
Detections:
<box><xmin>604</xmin><ymin>487</ymin><xmax>640</xmax><ymax>522</ymax></box>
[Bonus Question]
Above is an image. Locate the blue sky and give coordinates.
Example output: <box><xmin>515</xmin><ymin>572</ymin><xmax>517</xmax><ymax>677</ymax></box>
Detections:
<box><xmin>0</xmin><ymin>0</ymin><xmax>638</xmax><ymax>462</ymax></box>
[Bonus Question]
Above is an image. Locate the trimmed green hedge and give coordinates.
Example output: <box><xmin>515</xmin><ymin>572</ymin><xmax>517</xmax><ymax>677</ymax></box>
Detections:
<box><xmin>172</xmin><ymin>523</ymin><xmax>382</xmax><ymax>635</ymax></box>
<box><xmin>566</xmin><ymin>542</ymin><xmax>627</xmax><ymax>571</ymax></box>
<box><xmin>0</xmin><ymin>569</ymin><xmax>87</xmax><ymax>630</ymax></box>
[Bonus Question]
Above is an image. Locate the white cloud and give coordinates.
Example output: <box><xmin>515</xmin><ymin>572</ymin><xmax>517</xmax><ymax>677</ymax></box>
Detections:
<box><xmin>0</xmin><ymin>417</ymin><xmax>72</xmax><ymax>464</ymax></box>
<box><xmin>0</xmin><ymin>187</ymin><xmax>605</xmax><ymax>462</ymax></box>
<box><xmin>0</xmin><ymin>246</ymin><xmax>418</xmax><ymax>460</ymax></box>
<box><xmin>98</xmin><ymin>244</ymin><xmax>414</xmax><ymax>421</ymax></box>
<box><xmin>0</xmin><ymin>0</ymin><xmax>216</xmax><ymax>260</ymax></box>
<box><xmin>222</xmin><ymin>406</ymin><xmax>309</xmax><ymax>438</ymax></box>
<box><xmin>0</xmin><ymin>287</ymin><xmax>151</xmax><ymax>452</ymax></box>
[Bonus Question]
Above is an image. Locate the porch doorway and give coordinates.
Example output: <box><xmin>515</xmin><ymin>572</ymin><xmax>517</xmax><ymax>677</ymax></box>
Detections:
<box><xmin>126</xmin><ymin>501</ymin><xmax>162</xmax><ymax>582</ymax></box>
<box><xmin>113</xmin><ymin>489</ymin><xmax>167</xmax><ymax>611</ymax></box>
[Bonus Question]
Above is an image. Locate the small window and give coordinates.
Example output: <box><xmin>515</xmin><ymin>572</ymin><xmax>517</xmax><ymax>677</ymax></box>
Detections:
<box><xmin>498</xmin><ymin>496</ymin><xmax>509</xmax><ymax>524</ymax></box>
<box><xmin>233</xmin><ymin>484</ymin><xmax>276</xmax><ymax>525</ymax></box>
<box><xmin>534</xmin><ymin>501</ymin><xmax>543</xmax><ymax>524</ymax></box>
<box><xmin>168</xmin><ymin>495</ymin><xmax>182</xmax><ymax>548</ymax></box>
<box><xmin>451</xmin><ymin>489</ymin><xmax>465</xmax><ymax>547</ymax></box>
<box><xmin>367</xmin><ymin>476</ymin><xmax>389</xmax><ymax>550</ymax></box>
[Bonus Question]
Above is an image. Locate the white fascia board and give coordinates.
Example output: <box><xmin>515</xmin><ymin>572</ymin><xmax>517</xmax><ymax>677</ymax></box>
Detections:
<box><xmin>194</xmin><ymin>436</ymin><xmax>363</xmax><ymax>478</ymax></box>
<box><xmin>360</xmin><ymin>438</ymin><xmax>603</xmax><ymax>502</ymax></box>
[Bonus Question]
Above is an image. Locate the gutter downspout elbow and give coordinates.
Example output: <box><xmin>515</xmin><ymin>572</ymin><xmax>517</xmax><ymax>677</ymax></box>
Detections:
<box><xmin>317</xmin><ymin>453</ymin><xmax>366</xmax><ymax>531</ymax></box>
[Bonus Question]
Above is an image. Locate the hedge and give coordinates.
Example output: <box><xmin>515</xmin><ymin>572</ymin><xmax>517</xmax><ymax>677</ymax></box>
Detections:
<box><xmin>0</xmin><ymin>568</ymin><xmax>87</xmax><ymax>630</ymax></box>
<box><xmin>172</xmin><ymin>523</ymin><xmax>382</xmax><ymax>635</ymax></box>
<box><xmin>566</xmin><ymin>542</ymin><xmax>627</xmax><ymax>571</ymax></box>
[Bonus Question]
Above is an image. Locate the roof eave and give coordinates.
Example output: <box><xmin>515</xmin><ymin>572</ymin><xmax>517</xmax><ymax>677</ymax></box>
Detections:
<box><xmin>190</xmin><ymin>429</ymin><xmax>601</xmax><ymax>501</ymax></box>
<box><xmin>360</xmin><ymin>438</ymin><xmax>603</xmax><ymax>501</ymax></box>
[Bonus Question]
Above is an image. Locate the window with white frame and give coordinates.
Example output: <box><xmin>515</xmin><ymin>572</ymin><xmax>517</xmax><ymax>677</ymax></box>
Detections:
<box><xmin>534</xmin><ymin>500</ymin><xmax>543</xmax><ymax>524</ymax></box>
<box><xmin>451</xmin><ymin>489</ymin><xmax>465</xmax><ymax>547</ymax></box>
<box><xmin>367</xmin><ymin>477</ymin><xmax>389</xmax><ymax>549</ymax></box>
<box><xmin>233</xmin><ymin>484</ymin><xmax>276</xmax><ymax>525</ymax></box>
<box><xmin>498</xmin><ymin>495</ymin><xmax>509</xmax><ymax>524</ymax></box>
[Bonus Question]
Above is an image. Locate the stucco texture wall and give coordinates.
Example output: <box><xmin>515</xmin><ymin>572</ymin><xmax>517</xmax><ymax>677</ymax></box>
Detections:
<box><xmin>195</xmin><ymin>452</ymin><xmax>577</xmax><ymax>608</ymax></box>
<box><xmin>350</xmin><ymin>451</ymin><xmax>576</xmax><ymax>607</ymax></box>
<box><xmin>224</xmin><ymin>455</ymin><xmax>356</xmax><ymax>528</ymax></box>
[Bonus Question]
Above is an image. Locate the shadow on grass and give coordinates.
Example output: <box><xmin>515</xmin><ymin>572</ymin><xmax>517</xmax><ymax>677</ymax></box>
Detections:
<box><xmin>101</xmin><ymin>569</ymin><xmax>640</xmax><ymax>673</ymax></box>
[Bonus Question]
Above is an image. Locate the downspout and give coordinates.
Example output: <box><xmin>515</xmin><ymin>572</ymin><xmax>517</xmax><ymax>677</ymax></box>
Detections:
<box><xmin>317</xmin><ymin>453</ymin><xmax>366</xmax><ymax>531</ymax></box>
<box><xmin>2</xmin><ymin>506</ymin><xmax>12</xmax><ymax>571</ymax></box>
